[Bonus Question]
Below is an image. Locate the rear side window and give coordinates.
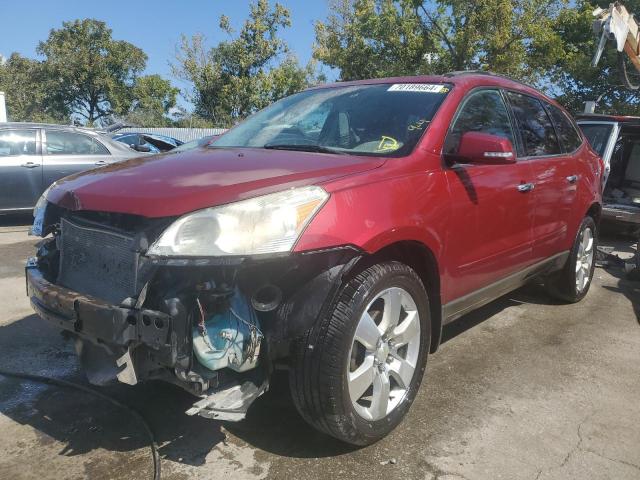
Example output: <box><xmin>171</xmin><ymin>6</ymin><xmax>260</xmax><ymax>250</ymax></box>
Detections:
<box><xmin>547</xmin><ymin>105</ymin><xmax>583</xmax><ymax>153</ymax></box>
<box><xmin>579</xmin><ymin>123</ymin><xmax>614</xmax><ymax>157</ymax></box>
<box><xmin>444</xmin><ymin>89</ymin><xmax>514</xmax><ymax>155</ymax></box>
<box><xmin>46</xmin><ymin>130</ymin><xmax>110</xmax><ymax>155</ymax></box>
<box><xmin>506</xmin><ymin>92</ymin><xmax>561</xmax><ymax>157</ymax></box>
<box><xmin>0</xmin><ymin>129</ymin><xmax>37</xmax><ymax>156</ymax></box>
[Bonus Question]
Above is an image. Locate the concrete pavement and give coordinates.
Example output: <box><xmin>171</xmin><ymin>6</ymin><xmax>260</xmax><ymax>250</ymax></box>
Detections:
<box><xmin>0</xmin><ymin>217</ymin><xmax>638</xmax><ymax>480</ymax></box>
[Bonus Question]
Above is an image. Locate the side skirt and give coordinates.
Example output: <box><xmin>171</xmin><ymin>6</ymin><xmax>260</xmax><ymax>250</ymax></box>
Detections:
<box><xmin>441</xmin><ymin>251</ymin><xmax>570</xmax><ymax>325</ymax></box>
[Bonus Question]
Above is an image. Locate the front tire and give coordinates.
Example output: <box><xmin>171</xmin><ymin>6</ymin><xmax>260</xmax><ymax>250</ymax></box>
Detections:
<box><xmin>289</xmin><ymin>261</ymin><xmax>430</xmax><ymax>446</ymax></box>
<box><xmin>546</xmin><ymin>216</ymin><xmax>597</xmax><ymax>303</ymax></box>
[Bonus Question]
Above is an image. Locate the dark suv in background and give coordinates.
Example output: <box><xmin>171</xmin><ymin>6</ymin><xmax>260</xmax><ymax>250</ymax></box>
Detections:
<box><xmin>27</xmin><ymin>73</ymin><xmax>602</xmax><ymax>445</ymax></box>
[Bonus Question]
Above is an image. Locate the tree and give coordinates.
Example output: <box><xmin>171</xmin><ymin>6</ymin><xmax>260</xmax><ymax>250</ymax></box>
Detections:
<box><xmin>124</xmin><ymin>74</ymin><xmax>179</xmax><ymax>126</ymax></box>
<box><xmin>174</xmin><ymin>0</ymin><xmax>315</xmax><ymax>126</ymax></box>
<box><xmin>37</xmin><ymin>19</ymin><xmax>147</xmax><ymax>125</ymax></box>
<box><xmin>314</xmin><ymin>0</ymin><xmax>568</xmax><ymax>84</ymax></box>
<box><xmin>0</xmin><ymin>53</ymin><xmax>69</xmax><ymax>123</ymax></box>
<box><xmin>544</xmin><ymin>1</ymin><xmax>640</xmax><ymax>114</ymax></box>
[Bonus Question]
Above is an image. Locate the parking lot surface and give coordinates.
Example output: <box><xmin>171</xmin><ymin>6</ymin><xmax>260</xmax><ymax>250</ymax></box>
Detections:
<box><xmin>0</xmin><ymin>216</ymin><xmax>638</xmax><ymax>480</ymax></box>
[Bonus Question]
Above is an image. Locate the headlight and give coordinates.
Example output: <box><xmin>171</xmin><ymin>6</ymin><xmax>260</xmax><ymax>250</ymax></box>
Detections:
<box><xmin>147</xmin><ymin>186</ymin><xmax>329</xmax><ymax>257</ymax></box>
<box><xmin>31</xmin><ymin>183</ymin><xmax>56</xmax><ymax>237</ymax></box>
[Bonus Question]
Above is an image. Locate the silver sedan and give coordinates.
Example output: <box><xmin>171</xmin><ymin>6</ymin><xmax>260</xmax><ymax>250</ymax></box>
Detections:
<box><xmin>0</xmin><ymin>123</ymin><xmax>141</xmax><ymax>213</ymax></box>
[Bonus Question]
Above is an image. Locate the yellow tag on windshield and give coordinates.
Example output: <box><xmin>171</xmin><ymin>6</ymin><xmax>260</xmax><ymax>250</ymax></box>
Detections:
<box><xmin>376</xmin><ymin>136</ymin><xmax>400</xmax><ymax>152</ymax></box>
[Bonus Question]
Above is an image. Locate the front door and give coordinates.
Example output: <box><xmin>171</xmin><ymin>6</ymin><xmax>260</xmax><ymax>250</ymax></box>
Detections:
<box><xmin>443</xmin><ymin>89</ymin><xmax>536</xmax><ymax>302</ymax></box>
<box><xmin>0</xmin><ymin>128</ymin><xmax>43</xmax><ymax>210</ymax></box>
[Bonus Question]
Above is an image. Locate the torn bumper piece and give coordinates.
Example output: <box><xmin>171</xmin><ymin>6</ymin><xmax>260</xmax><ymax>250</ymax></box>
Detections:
<box><xmin>186</xmin><ymin>380</ymin><xmax>269</xmax><ymax>421</ymax></box>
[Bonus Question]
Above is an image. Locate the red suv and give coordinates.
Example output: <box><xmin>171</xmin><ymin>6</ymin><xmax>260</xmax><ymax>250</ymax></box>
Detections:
<box><xmin>27</xmin><ymin>73</ymin><xmax>602</xmax><ymax>445</ymax></box>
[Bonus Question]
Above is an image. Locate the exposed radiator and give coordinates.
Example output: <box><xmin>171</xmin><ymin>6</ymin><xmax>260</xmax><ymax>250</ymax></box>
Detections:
<box><xmin>58</xmin><ymin>218</ymin><xmax>142</xmax><ymax>304</ymax></box>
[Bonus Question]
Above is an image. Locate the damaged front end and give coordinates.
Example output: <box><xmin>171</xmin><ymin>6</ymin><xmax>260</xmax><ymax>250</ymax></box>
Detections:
<box><xmin>26</xmin><ymin>203</ymin><xmax>360</xmax><ymax>421</ymax></box>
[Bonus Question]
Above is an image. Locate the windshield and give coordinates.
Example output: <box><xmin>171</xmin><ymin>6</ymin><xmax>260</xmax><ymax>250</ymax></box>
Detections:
<box><xmin>579</xmin><ymin>123</ymin><xmax>614</xmax><ymax>157</ymax></box>
<box><xmin>211</xmin><ymin>83</ymin><xmax>451</xmax><ymax>157</ymax></box>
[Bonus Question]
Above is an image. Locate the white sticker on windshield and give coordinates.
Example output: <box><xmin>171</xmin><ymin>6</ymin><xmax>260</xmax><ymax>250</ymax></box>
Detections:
<box><xmin>387</xmin><ymin>83</ymin><xmax>448</xmax><ymax>93</ymax></box>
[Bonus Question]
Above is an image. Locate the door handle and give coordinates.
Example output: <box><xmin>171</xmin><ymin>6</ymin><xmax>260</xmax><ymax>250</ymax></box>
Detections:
<box><xmin>94</xmin><ymin>160</ymin><xmax>107</xmax><ymax>166</ymax></box>
<box><xmin>20</xmin><ymin>162</ymin><xmax>39</xmax><ymax>169</ymax></box>
<box><xmin>517</xmin><ymin>182</ymin><xmax>535</xmax><ymax>192</ymax></box>
<box><xmin>566</xmin><ymin>174</ymin><xmax>578</xmax><ymax>184</ymax></box>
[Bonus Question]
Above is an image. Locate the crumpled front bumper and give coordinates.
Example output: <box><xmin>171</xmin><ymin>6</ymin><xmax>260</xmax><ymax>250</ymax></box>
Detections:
<box><xmin>26</xmin><ymin>259</ymin><xmax>173</xmax><ymax>350</ymax></box>
<box><xmin>26</xmin><ymin>259</ymin><xmax>176</xmax><ymax>386</ymax></box>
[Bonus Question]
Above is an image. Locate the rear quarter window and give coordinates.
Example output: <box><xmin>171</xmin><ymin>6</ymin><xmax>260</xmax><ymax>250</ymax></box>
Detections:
<box><xmin>578</xmin><ymin>124</ymin><xmax>614</xmax><ymax>157</ymax></box>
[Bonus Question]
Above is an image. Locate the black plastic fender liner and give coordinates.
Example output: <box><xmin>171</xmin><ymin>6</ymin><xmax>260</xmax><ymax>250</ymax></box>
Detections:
<box><xmin>231</xmin><ymin>246</ymin><xmax>363</xmax><ymax>350</ymax></box>
<box><xmin>275</xmin><ymin>255</ymin><xmax>362</xmax><ymax>340</ymax></box>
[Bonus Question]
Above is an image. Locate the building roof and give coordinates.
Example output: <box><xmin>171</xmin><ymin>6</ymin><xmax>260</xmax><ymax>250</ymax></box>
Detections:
<box><xmin>113</xmin><ymin>127</ymin><xmax>226</xmax><ymax>143</ymax></box>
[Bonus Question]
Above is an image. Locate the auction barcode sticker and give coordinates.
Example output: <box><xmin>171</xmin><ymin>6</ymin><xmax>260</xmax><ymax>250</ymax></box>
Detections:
<box><xmin>387</xmin><ymin>83</ymin><xmax>448</xmax><ymax>93</ymax></box>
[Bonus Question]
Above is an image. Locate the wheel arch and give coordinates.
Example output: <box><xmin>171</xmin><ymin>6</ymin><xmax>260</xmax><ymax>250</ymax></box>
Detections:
<box><xmin>586</xmin><ymin>202</ymin><xmax>602</xmax><ymax>226</ymax></box>
<box><xmin>345</xmin><ymin>240</ymin><xmax>443</xmax><ymax>353</ymax></box>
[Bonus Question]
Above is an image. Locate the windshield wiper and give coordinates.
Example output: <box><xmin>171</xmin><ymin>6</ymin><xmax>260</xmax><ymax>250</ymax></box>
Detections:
<box><xmin>263</xmin><ymin>143</ymin><xmax>344</xmax><ymax>154</ymax></box>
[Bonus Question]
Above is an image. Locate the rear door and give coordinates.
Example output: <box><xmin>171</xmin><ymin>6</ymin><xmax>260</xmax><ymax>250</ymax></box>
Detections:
<box><xmin>505</xmin><ymin>92</ymin><xmax>577</xmax><ymax>262</ymax></box>
<box><xmin>43</xmin><ymin>129</ymin><xmax>113</xmax><ymax>187</ymax></box>
<box><xmin>444</xmin><ymin>89</ymin><xmax>536</xmax><ymax>301</ymax></box>
<box><xmin>0</xmin><ymin>128</ymin><xmax>43</xmax><ymax>210</ymax></box>
<box><xmin>578</xmin><ymin>121</ymin><xmax>619</xmax><ymax>188</ymax></box>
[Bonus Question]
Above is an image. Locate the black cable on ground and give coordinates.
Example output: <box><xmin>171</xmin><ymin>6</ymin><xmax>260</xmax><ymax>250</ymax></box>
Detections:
<box><xmin>0</xmin><ymin>369</ymin><xmax>161</xmax><ymax>480</ymax></box>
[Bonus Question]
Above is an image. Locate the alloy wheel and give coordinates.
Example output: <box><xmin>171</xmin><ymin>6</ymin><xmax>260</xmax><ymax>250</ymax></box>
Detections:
<box><xmin>347</xmin><ymin>287</ymin><xmax>421</xmax><ymax>421</ymax></box>
<box><xmin>575</xmin><ymin>227</ymin><xmax>594</xmax><ymax>293</ymax></box>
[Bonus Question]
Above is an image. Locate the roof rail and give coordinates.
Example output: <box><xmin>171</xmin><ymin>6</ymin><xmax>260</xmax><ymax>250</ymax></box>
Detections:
<box><xmin>443</xmin><ymin>70</ymin><xmax>499</xmax><ymax>77</ymax></box>
<box><xmin>444</xmin><ymin>69</ymin><xmax>534</xmax><ymax>88</ymax></box>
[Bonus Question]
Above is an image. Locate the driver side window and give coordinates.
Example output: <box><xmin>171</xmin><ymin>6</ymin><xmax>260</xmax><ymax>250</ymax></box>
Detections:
<box><xmin>444</xmin><ymin>90</ymin><xmax>514</xmax><ymax>155</ymax></box>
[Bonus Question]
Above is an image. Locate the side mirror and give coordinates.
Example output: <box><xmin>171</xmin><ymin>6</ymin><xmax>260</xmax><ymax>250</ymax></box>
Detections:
<box><xmin>456</xmin><ymin>131</ymin><xmax>516</xmax><ymax>165</ymax></box>
<box><xmin>133</xmin><ymin>144</ymin><xmax>152</xmax><ymax>153</ymax></box>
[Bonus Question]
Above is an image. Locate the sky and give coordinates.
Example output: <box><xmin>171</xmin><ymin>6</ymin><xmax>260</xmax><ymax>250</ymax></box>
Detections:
<box><xmin>0</xmin><ymin>0</ymin><xmax>333</xmax><ymax>109</ymax></box>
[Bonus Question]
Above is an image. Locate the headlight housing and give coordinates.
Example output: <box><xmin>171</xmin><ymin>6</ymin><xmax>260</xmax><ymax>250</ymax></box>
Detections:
<box><xmin>147</xmin><ymin>186</ymin><xmax>329</xmax><ymax>257</ymax></box>
<box><xmin>31</xmin><ymin>182</ymin><xmax>56</xmax><ymax>237</ymax></box>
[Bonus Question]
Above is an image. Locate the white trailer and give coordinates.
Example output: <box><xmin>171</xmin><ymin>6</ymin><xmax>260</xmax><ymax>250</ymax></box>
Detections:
<box><xmin>0</xmin><ymin>92</ymin><xmax>6</xmax><ymax>123</ymax></box>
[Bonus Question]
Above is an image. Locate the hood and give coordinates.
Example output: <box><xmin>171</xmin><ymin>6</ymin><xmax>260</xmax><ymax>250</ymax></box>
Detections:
<box><xmin>47</xmin><ymin>147</ymin><xmax>385</xmax><ymax>217</ymax></box>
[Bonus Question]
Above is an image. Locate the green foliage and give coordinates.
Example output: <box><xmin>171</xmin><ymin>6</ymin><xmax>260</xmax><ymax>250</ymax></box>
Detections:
<box><xmin>545</xmin><ymin>1</ymin><xmax>640</xmax><ymax>114</ymax></box>
<box><xmin>315</xmin><ymin>0</ymin><xmax>640</xmax><ymax>114</ymax></box>
<box><xmin>0</xmin><ymin>53</ymin><xmax>69</xmax><ymax>123</ymax></box>
<box><xmin>315</xmin><ymin>0</ymin><xmax>568</xmax><ymax>83</ymax></box>
<box><xmin>170</xmin><ymin>109</ymin><xmax>219</xmax><ymax>128</ymax></box>
<box><xmin>132</xmin><ymin>74</ymin><xmax>179</xmax><ymax>114</ymax></box>
<box><xmin>37</xmin><ymin>19</ymin><xmax>148</xmax><ymax>125</ymax></box>
<box><xmin>6</xmin><ymin>2</ymin><xmax>640</xmax><ymax>124</ymax></box>
<box><xmin>174</xmin><ymin>0</ymin><xmax>315</xmax><ymax>126</ymax></box>
<box><xmin>123</xmin><ymin>74</ymin><xmax>180</xmax><ymax>126</ymax></box>
<box><xmin>1</xmin><ymin>19</ymin><xmax>179</xmax><ymax>126</ymax></box>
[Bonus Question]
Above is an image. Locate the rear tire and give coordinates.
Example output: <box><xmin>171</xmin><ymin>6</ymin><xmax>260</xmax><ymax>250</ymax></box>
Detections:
<box><xmin>546</xmin><ymin>216</ymin><xmax>597</xmax><ymax>303</ymax></box>
<box><xmin>289</xmin><ymin>261</ymin><xmax>430</xmax><ymax>446</ymax></box>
